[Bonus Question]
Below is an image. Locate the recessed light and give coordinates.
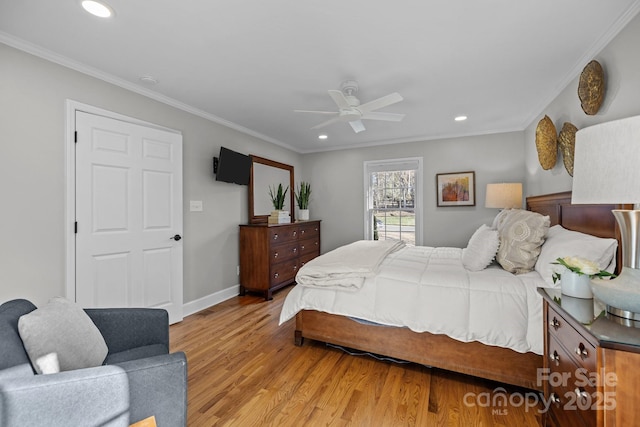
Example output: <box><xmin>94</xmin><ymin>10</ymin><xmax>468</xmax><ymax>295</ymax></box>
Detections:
<box><xmin>318</xmin><ymin>134</ymin><xmax>328</xmax><ymax>140</ymax></box>
<box><xmin>81</xmin><ymin>0</ymin><xmax>113</xmax><ymax>18</ymax></box>
<box><xmin>139</xmin><ymin>75</ymin><xmax>158</xmax><ymax>85</ymax></box>
<box><xmin>454</xmin><ymin>115</ymin><xmax>468</xmax><ymax>122</ymax></box>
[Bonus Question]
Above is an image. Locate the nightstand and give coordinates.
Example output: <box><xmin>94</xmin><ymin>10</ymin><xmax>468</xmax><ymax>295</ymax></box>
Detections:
<box><xmin>539</xmin><ymin>288</ymin><xmax>640</xmax><ymax>426</ymax></box>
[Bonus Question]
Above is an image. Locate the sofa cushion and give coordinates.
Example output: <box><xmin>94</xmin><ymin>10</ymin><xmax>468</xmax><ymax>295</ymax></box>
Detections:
<box><xmin>18</xmin><ymin>297</ymin><xmax>108</xmax><ymax>374</ymax></box>
<box><xmin>0</xmin><ymin>299</ymin><xmax>37</xmax><ymax>372</ymax></box>
<box><xmin>104</xmin><ymin>344</ymin><xmax>168</xmax><ymax>365</ymax></box>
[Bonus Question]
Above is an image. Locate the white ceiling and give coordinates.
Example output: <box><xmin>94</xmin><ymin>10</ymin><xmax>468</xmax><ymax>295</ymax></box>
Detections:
<box><xmin>2</xmin><ymin>1</ymin><xmax>639</xmax><ymax>153</ymax></box>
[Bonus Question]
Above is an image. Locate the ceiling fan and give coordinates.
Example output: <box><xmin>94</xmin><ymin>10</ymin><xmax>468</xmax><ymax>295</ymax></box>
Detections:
<box><xmin>294</xmin><ymin>80</ymin><xmax>405</xmax><ymax>133</ymax></box>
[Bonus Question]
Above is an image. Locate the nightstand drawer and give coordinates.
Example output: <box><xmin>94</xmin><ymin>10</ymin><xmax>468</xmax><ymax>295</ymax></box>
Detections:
<box><xmin>547</xmin><ymin>306</ymin><xmax>596</xmax><ymax>372</ymax></box>
<box><xmin>548</xmin><ymin>336</ymin><xmax>597</xmax><ymax>426</ymax></box>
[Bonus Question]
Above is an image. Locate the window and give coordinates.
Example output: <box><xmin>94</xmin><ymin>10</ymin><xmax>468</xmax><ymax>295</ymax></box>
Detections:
<box><xmin>364</xmin><ymin>158</ymin><xmax>422</xmax><ymax>246</ymax></box>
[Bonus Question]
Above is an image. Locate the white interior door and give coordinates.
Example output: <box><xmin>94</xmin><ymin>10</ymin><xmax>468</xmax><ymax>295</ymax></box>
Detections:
<box><xmin>75</xmin><ymin>111</ymin><xmax>183</xmax><ymax>323</ymax></box>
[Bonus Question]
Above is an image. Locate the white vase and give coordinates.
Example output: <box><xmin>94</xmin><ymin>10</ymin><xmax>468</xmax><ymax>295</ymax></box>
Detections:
<box><xmin>561</xmin><ymin>271</ymin><xmax>593</xmax><ymax>299</ymax></box>
<box><xmin>560</xmin><ymin>295</ymin><xmax>594</xmax><ymax>323</ymax></box>
<box><xmin>298</xmin><ymin>209</ymin><xmax>309</xmax><ymax>221</ymax></box>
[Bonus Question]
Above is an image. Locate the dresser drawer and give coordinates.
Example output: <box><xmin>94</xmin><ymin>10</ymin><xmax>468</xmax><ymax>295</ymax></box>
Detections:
<box><xmin>271</xmin><ymin>259</ymin><xmax>298</xmax><ymax>286</ymax></box>
<box><xmin>547</xmin><ymin>306</ymin><xmax>596</xmax><ymax>372</ymax></box>
<box><xmin>270</xmin><ymin>241</ymin><xmax>299</xmax><ymax>263</ymax></box>
<box><xmin>269</xmin><ymin>226</ymin><xmax>300</xmax><ymax>243</ymax></box>
<box><xmin>299</xmin><ymin>251</ymin><xmax>318</xmax><ymax>268</ymax></box>
<box><xmin>298</xmin><ymin>237</ymin><xmax>320</xmax><ymax>258</ymax></box>
<box><xmin>299</xmin><ymin>222</ymin><xmax>320</xmax><ymax>239</ymax></box>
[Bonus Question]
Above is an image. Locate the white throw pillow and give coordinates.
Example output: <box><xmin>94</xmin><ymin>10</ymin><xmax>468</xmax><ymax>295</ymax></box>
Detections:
<box><xmin>535</xmin><ymin>225</ymin><xmax>618</xmax><ymax>287</ymax></box>
<box><xmin>18</xmin><ymin>297</ymin><xmax>108</xmax><ymax>374</ymax></box>
<box><xmin>462</xmin><ymin>224</ymin><xmax>500</xmax><ymax>271</ymax></box>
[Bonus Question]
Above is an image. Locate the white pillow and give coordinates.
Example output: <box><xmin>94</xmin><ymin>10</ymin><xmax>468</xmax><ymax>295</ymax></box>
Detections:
<box><xmin>462</xmin><ymin>224</ymin><xmax>500</xmax><ymax>271</ymax></box>
<box><xmin>18</xmin><ymin>297</ymin><xmax>108</xmax><ymax>374</ymax></box>
<box><xmin>535</xmin><ymin>225</ymin><xmax>618</xmax><ymax>287</ymax></box>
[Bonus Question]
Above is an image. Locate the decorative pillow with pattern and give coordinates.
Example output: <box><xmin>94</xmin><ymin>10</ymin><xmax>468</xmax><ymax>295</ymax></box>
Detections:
<box><xmin>496</xmin><ymin>209</ymin><xmax>550</xmax><ymax>274</ymax></box>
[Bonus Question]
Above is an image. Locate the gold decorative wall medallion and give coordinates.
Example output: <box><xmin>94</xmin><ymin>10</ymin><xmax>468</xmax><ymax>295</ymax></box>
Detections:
<box><xmin>535</xmin><ymin>115</ymin><xmax>557</xmax><ymax>170</ymax></box>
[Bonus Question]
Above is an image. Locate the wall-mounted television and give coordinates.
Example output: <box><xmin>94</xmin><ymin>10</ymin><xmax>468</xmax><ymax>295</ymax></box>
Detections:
<box><xmin>214</xmin><ymin>146</ymin><xmax>252</xmax><ymax>185</ymax></box>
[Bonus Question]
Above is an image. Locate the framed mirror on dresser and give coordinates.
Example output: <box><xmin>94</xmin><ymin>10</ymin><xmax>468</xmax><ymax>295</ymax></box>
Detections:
<box><xmin>241</xmin><ymin>155</ymin><xmax>321</xmax><ymax>300</ymax></box>
<box><xmin>248</xmin><ymin>155</ymin><xmax>295</xmax><ymax>224</ymax></box>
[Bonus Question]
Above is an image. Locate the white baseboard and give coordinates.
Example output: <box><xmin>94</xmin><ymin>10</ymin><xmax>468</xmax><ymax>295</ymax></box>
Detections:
<box><xmin>182</xmin><ymin>284</ymin><xmax>240</xmax><ymax>317</ymax></box>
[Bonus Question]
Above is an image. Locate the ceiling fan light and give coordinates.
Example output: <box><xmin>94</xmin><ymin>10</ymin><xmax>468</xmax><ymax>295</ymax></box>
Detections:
<box><xmin>81</xmin><ymin>0</ymin><xmax>113</xmax><ymax>18</ymax></box>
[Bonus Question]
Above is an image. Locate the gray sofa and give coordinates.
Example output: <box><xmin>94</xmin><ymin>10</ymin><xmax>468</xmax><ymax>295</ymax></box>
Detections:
<box><xmin>0</xmin><ymin>299</ymin><xmax>187</xmax><ymax>427</ymax></box>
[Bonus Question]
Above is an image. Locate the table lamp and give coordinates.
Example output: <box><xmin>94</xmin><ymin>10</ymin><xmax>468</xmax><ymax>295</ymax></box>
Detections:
<box><xmin>485</xmin><ymin>183</ymin><xmax>523</xmax><ymax>209</ymax></box>
<box><xmin>572</xmin><ymin>115</ymin><xmax>640</xmax><ymax>320</ymax></box>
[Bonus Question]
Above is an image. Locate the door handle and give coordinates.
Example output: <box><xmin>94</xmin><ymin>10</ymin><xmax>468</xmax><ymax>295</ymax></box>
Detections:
<box><xmin>170</xmin><ymin>234</ymin><xmax>182</xmax><ymax>241</ymax></box>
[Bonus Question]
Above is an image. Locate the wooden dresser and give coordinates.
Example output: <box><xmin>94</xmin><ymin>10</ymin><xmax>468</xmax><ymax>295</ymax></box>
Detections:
<box><xmin>539</xmin><ymin>288</ymin><xmax>640</xmax><ymax>426</ymax></box>
<box><xmin>239</xmin><ymin>220</ymin><xmax>320</xmax><ymax>300</ymax></box>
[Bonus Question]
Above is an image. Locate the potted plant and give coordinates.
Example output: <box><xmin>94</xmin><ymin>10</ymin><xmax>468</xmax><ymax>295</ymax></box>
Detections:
<box><xmin>294</xmin><ymin>182</ymin><xmax>311</xmax><ymax>221</ymax></box>
<box><xmin>552</xmin><ymin>256</ymin><xmax>615</xmax><ymax>298</ymax></box>
<box><xmin>269</xmin><ymin>183</ymin><xmax>288</xmax><ymax>211</ymax></box>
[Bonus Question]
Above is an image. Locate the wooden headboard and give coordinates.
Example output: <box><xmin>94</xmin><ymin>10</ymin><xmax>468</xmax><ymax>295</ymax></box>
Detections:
<box><xmin>526</xmin><ymin>191</ymin><xmax>632</xmax><ymax>274</ymax></box>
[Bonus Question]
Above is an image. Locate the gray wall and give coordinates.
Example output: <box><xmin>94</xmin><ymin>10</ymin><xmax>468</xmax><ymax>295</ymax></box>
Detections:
<box><xmin>301</xmin><ymin>132</ymin><xmax>525</xmax><ymax>252</ymax></box>
<box><xmin>2</xmin><ymin>11</ymin><xmax>639</xmax><ymax>309</ymax></box>
<box><xmin>0</xmin><ymin>43</ymin><xmax>301</xmax><ymax>307</ymax></box>
<box><xmin>524</xmin><ymin>13</ymin><xmax>640</xmax><ymax>196</ymax></box>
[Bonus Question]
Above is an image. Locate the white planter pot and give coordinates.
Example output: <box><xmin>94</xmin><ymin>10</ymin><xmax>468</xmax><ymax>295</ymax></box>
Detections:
<box><xmin>298</xmin><ymin>209</ymin><xmax>309</xmax><ymax>221</ymax></box>
<box><xmin>561</xmin><ymin>271</ymin><xmax>593</xmax><ymax>299</ymax></box>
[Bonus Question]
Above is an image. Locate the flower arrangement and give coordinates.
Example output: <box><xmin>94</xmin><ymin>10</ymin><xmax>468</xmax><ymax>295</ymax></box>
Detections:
<box><xmin>294</xmin><ymin>182</ymin><xmax>311</xmax><ymax>209</ymax></box>
<box><xmin>551</xmin><ymin>256</ymin><xmax>616</xmax><ymax>284</ymax></box>
<box><xmin>268</xmin><ymin>183</ymin><xmax>288</xmax><ymax>210</ymax></box>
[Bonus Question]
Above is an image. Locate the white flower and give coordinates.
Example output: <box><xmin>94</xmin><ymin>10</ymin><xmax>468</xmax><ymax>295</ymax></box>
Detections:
<box><xmin>560</xmin><ymin>256</ymin><xmax>600</xmax><ymax>276</ymax></box>
<box><xmin>551</xmin><ymin>256</ymin><xmax>616</xmax><ymax>284</ymax></box>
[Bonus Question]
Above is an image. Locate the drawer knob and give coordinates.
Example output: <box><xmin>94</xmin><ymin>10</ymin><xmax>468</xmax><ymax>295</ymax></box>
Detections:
<box><xmin>549</xmin><ymin>317</ymin><xmax>560</xmax><ymax>330</ymax></box>
<box><xmin>293</xmin><ymin>265</ymin><xmax>298</xmax><ymax>271</ymax></box>
<box><xmin>293</xmin><ymin>247</ymin><xmax>297</xmax><ymax>253</ymax></box>
<box><xmin>274</xmin><ymin>252</ymin><xmax>279</xmax><ymax>258</ymax></box>
<box><xmin>273</xmin><ymin>233</ymin><xmax>279</xmax><ymax>240</ymax></box>
<box><xmin>549</xmin><ymin>350</ymin><xmax>560</xmax><ymax>366</ymax></box>
<box><xmin>274</xmin><ymin>272</ymin><xmax>279</xmax><ymax>279</ymax></box>
<box><xmin>575</xmin><ymin>387</ymin><xmax>589</xmax><ymax>403</ymax></box>
<box><xmin>574</xmin><ymin>342</ymin><xmax>589</xmax><ymax>359</ymax></box>
<box><xmin>293</xmin><ymin>231</ymin><xmax>297</xmax><ymax>236</ymax></box>
<box><xmin>300</xmin><ymin>245</ymin><xmax>305</xmax><ymax>250</ymax></box>
<box><xmin>301</xmin><ymin>230</ymin><xmax>305</xmax><ymax>235</ymax></box>
<box><xmin>550</xmin><ymin>393</ymin><xmax>561</xmax><ymax>405</ymax></box>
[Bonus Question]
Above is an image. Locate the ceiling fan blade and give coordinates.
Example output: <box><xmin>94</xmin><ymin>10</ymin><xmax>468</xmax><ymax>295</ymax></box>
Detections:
<box><xmin>358</xmin><ymin>92</ymin><xmax>403</xmax><ymax>113</ymax></box>
<box><xmin>349</xmin><ymin>120</ymin><xmax>366</xmax><ymax>133</ymax></box>
<box><xmin>311</xmin><ymin>116</ymin><xmax>342</xmax><ymax>130</ymax></box>
<box><xmin>360</xmin><ymin>112</ymin><xmax>405</xmax><ymax>122</ymax></box>
<box><xmin>328</xmin><ymin>90</ymin><xmax>351</xmax><ymax>110</ymax></box>
<box><xmin>294</xmin><ymin>110</ymin><xmax>338</xmax><ymax>115</ymax></box>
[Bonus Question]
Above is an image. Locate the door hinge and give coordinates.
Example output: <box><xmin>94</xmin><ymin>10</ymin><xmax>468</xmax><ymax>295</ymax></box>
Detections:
<box><xmin>74</xmin><ymin>131</ymin><xmax>78</xmax><ymax>143</ymax></box>
<box><xmin>75</xmin><ymin>222</ymin><xmax>78</xmax><ymax>234</ymax></box>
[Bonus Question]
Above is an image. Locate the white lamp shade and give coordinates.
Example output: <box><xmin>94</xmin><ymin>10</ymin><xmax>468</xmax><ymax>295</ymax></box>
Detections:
<box><xmin>485</xmin><ymin>183</ymin><xmax>523</xmax><ymax>209</ymax></box>
<box><xmin>572</xmin><ymin>115</ymin><xmax>640</xmax><ymax>204</ymax></box>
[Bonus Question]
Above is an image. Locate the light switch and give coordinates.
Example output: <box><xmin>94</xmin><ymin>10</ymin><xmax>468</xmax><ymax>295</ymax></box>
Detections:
<box><xmin>190</xmin><ymin>200</ymin><xmax>203</xmax><ymax>212</ymax></box>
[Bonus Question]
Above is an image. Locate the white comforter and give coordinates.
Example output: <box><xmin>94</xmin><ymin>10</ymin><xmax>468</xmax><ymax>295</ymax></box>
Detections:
<box><xmin>280</xmin><ymin>245</ymin><xmax>547</xmax><ymax>355</ymax></box>
<box><xmin>295</xmin><ymin>239</ymin><xmax>405</xmax><ymax>290</ymax></box>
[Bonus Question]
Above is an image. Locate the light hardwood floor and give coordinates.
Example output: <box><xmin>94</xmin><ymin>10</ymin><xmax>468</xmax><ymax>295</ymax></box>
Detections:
<box><xmin>170</xmin><ymin>286</ymin><xmax>544</xmax><ymax>426</ymax></box>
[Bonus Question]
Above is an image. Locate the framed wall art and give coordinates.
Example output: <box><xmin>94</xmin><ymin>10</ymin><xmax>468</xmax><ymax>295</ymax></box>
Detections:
<box><xmin>436</xmin><ymin>171</ymin><xmax>475</xmax><ymax>207</ymax></box>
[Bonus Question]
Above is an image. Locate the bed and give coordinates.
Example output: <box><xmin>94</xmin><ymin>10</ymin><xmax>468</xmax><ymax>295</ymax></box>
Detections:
<box><xmin>280</xmin><ymin>192</ymin><xmax>628</xmax><ymax>391</ymax></box>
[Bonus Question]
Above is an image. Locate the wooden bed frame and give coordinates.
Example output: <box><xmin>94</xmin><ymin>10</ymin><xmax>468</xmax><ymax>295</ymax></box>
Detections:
<box><xmin>294</xmin><ymin>191</ymin><xmax>630</xmax><ymax>391</ymax></box>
